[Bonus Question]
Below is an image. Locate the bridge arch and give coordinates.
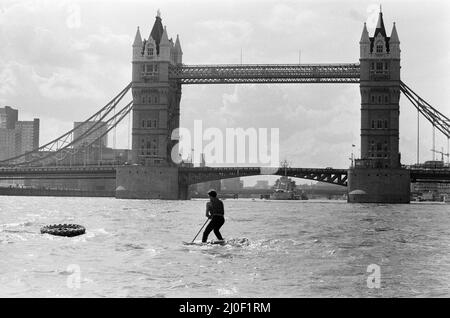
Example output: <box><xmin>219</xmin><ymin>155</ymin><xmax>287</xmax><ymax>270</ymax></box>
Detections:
<box><xmin>178</xmin><ymin>167</ymin><xmax>348</xmax><ymax>187</ymax></box>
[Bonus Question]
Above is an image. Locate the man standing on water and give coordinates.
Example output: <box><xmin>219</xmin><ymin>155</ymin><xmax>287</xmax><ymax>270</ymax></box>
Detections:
<box><xmin>202</xmin><ymin>189</ymin><xmax>225</xmax><ymax>243</ymax></box>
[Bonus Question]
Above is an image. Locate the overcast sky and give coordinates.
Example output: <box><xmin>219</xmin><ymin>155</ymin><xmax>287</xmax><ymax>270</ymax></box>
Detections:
<box><xmin>0</xmin><ymin>0</ymin><xmax>449</xmax><ymax>184</ymax></box>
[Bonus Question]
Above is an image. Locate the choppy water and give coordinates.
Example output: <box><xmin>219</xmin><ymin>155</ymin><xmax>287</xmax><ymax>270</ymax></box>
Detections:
<box><xmin>0</xmin><ymin>196</ymin><xmax>449</xmax><ymax>297</ymax></box>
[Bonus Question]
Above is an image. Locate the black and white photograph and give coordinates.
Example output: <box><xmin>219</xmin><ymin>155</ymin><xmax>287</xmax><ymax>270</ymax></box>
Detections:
<box><xmin>0</xmin><ymin>0</ymin><xmax>449</xmax><ymax>304</ymax></box>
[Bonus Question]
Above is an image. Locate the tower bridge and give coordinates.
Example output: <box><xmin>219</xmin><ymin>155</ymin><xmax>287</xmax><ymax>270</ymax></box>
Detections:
<box><xmin>0</xmin><ymin>9</ymin><xmax>449</xmax><ymax>202</ymax></box>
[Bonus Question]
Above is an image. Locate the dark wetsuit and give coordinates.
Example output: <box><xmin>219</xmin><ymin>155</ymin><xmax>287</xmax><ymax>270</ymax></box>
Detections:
<box><xmin>202</xmin><ymin>197</ymin><xmax>225</xmax><ymax>243</ymax></box>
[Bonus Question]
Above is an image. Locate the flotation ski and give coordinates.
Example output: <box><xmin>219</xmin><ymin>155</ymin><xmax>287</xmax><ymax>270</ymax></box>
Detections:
<box><xmin>182</xmin><ymin>240</ymin><xmax>226</xmax><ymax>246</ymax></box>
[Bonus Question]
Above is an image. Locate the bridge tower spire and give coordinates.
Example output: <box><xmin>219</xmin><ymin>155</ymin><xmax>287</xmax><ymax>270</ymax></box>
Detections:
<box><xmin>132</xmin><ymin>27</ymin><xmax>143</xmax><ymax>59</ymax></box>
<box><xmin>174</xmin><ymin>34</ymin><xmax>183</xmax><ymax>65</ymax></box>
<box><xmin>348</xmin><ymin>11</ymin><xmax>410</xmax><ymax>203</ymax></box>
<box><xmin>360</xmin><ymin>23</ymin><xmax>370</xmax><ymax>57</ymax></box>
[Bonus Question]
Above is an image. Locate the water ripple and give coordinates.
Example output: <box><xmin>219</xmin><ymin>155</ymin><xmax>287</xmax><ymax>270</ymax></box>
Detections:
<box><xmin>0</xmin><ymin>197</ymin><xmax>449</xmax><ymax>297</ymax></box>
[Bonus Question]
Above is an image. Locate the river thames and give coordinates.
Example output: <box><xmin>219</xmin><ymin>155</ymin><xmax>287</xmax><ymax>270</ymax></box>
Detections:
<box><xmin>0</xmin><ymin>196</ymin><xmax>449</xmax><ymax>297</ymax></box>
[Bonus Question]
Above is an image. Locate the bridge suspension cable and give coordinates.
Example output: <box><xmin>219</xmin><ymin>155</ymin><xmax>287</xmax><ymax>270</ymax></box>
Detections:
<box><xmin>0</xmin><ymin>83</ymin><xmax>132</xmax><ymax>167</ymax></box>
<box><xmin>400</xmin><ymin>81</ymin><xmax>450</xmax><ymax>139</ymax></box>
<box><xmin>65</xmin><ymin>101</ymin><xmax>133</xmax><ymax>166</ymax></box>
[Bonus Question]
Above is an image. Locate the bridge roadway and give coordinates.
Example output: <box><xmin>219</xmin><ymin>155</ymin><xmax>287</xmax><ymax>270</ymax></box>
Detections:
<box><xmin>0</xmin><ymin>165</ymin><xmax>117</xmax><ymax>179</ymax></box>
<box><xmin>0</xmin><ymin>166</ymin><xmax>449</xmax><ymax>186</ymax></box>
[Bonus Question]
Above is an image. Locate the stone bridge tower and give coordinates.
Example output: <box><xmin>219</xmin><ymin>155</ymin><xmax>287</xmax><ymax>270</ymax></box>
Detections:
<box><xmin>348</xmin><ymin>9</ymin><xmax>410</xmax><ymax>203</ymax></box>
<box><xmin>116</xmin><ymin>11</ymin><xmax>184</xmax><ymax>199</ymax></box>
<box><xmin>131</xmin><ymin>10</ymin><xmax>182</xmax><ymax>165</ymax></box>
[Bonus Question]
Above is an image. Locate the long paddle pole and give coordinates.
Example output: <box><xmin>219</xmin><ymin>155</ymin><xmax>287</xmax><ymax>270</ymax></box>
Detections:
<box><xmin>191</xmin><ymin>218</ymin><xmax>210</xmax><ymax>243</ymax></box>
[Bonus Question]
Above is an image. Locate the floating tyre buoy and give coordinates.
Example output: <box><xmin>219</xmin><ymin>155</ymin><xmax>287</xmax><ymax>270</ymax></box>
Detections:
<box><xmin>40</xmin><ymin>224</ymin><xmax>86</xmax><ymax>237</ymax></box>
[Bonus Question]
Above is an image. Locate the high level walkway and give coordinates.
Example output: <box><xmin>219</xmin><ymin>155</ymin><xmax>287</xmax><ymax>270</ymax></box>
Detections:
<box><xmin>169</xmin><ymin>63</ymin><xmax>361</xmax><ymax>84</ymax></box>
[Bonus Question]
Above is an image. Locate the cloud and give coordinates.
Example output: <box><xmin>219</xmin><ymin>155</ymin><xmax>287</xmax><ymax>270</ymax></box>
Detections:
<box><xmin>196</xmin><ymin>20</ymin><xmax>253</xmax><ymax>44</ymax></box>
<box><xmin>179</xmin><ymin>82</ymin><xmax>360</xmax><ymax>168</ymax></box>
<box><xmin>0</xmin><ymin>63</ymin><xmax>17</xmax><ymax>103</ymax></box>
<box><xmin>348</xmin><ymin>8</ymin><xmax>366</xmax><ymax>22</ymax></box>
<box><xmin>31</xmin><ymin>67</ymin><xmax>100</xmax><ymax>101</ymax></box>
<box><xmin>183</xmin><ymin>19</ymin><xmax>254</xmax><ymax>63</ymax></box>
<box><xmin>0</xmin><ymin>0</ymin><xmax>132</xmax><ymax>141</ymax></box>
<box><xmin>263</xmin><ymin>3</ymin><xmax>317</xmax><ymax>33</ymax></box>
<box><xmin>66</xmin><ymin>3</ymin><xmax>82</xmax><ymax>29</ymax></box>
